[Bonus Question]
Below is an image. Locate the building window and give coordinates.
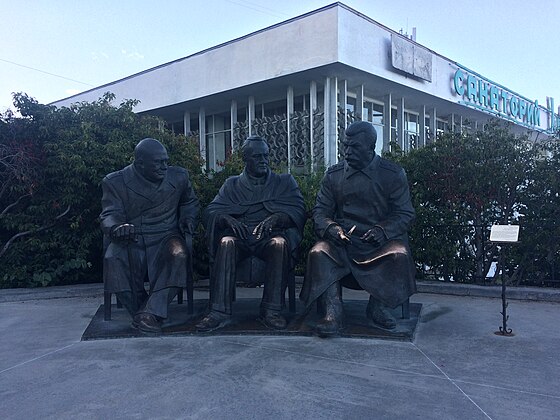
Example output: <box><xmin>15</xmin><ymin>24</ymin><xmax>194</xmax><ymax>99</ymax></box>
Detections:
<box><xmin>405</xmin><ymin>112</ymin><xmax>419</xmax><ymax>151</ymax></box>
<box><xmin>363</xmin><ymin>101</ymin><xmax>384</xmax><ymax>155</ymax></box>
<box><xmin>346</xmin><ymin>96</ymin><xmax>356</xmax><ymax>114</ymax></box>
<box><xmin>261</xmin><ymin>99</ymin><xmax>286</xmax><ymax>118</ymax></box>
<box><xmin>294</xmin><ymin>95</ymin><xmax>306</xmax><ymax>113</ymax></box>
<box><xmin>390</xmin><ymin>108</ymin><xmax>398</xmax><ymax>150</ymax></box>
<box><xmin>189</xmin><ymin>117</ymin><xmax>199</xmax><ymax>135</ymax></box>
<box><xmin>206</xmin><ymin>113</ymin><xmax>231</xmax><ymax>171</ymax></box>
<box><xmin>436</xmin><ymin>119</ymin><xmax>448</xmax><ymax>139</ymax></box>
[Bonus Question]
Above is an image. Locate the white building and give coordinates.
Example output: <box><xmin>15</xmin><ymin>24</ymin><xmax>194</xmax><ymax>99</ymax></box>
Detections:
<box><xmin>52</xmin><ymin>2</ymin><xmax>560</xmax><ymax>172</ymax></box>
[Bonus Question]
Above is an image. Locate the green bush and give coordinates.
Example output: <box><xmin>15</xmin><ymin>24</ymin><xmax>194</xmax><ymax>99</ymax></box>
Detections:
<box><xmin>0</xmin><ymin>93</ymin><xmax>204</xmax><ymax>288</ymax></box>
<box><xmin>388</xmin><ymin>121</ymin><xmax>560</xmax><ymax>286</ymax></box>
<box><xmin>293</xmin><ymin>170</ymin><xmax>323</xmax><ymax>275</ymax></box>
<box><xmin>2</xmin><ymin>93</ymin><xmax>559</xmax><ymax>289</ymax></box>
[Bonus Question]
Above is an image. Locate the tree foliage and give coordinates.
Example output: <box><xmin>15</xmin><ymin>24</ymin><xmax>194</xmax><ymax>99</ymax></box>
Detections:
<box><xmin>388</xmin><ymin>121</ymin><xmax>559</xmax><ymax>286</ymax></box>
<box><xmin>2</xmin><ymin>94</ymin><xmax>559</xmax><ymax>289</ymax></box>
<box><xmin>0</xmin><ymin>93</ymin><xmax>204</xmax><ymax>287</ymax></box>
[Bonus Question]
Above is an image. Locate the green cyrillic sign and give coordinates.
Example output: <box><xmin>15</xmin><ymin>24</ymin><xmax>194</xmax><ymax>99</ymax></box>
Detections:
<box><xmin>453</xmin><ymin>68</ymin><xmax>540</xmax><ymax>127</ymax></box>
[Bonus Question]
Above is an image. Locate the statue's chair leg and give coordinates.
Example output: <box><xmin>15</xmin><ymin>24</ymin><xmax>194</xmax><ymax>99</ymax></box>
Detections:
<box><xmin>287</xmin><ymin>271</ymin><xmax>296</xmax><ymax>313</ymax></box>
<box><xmin>103</xmin><ymin>292</ymin><xmax>128</xmax><ymax>321</ymax></box>
<box><xmin>401</xmin><ymin>298</ymin><xmax>410</xmax><ymax>319</ymax></box>
<box><xmin>187</xmin><ymin>281</ymin><xmax>194</xmax><ymax>315</ymax></box>
<box><xmin>174</xmin><ymin>284</ymin><xmax>193</xmax><ymax>315</ymax></box>
<box><xmin>104</xmin><ymin>291</ymin><xmax>112</xmax><ymax>321</ymax></box>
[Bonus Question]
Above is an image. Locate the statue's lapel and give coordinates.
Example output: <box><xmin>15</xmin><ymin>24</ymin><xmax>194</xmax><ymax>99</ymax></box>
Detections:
<box><xmin>123</xmin><ymin>165</ymin><xmax>175</xmax><ymax>205</ymax></box>
<box><xmin>238</xmin><ymin>169</ymin><xmax>272</xmax><ymax>204</ymax></box>
<box><xmin>151</xmin><ymin>175</ymin><xmax>176</xmax><ymax>204</ymax></box>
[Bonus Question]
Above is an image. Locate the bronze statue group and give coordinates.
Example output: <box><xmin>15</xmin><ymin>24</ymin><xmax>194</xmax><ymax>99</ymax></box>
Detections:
<box><xmin>100</xmin><ymin>121</ymin><xmax>416</xmax><ymax>336</ymax></box>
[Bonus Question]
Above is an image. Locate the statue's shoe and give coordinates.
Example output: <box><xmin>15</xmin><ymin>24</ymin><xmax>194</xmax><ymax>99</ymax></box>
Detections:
<box><xmin>259</xmin><ymin>311</ymin><xmax>287</xmax><ymax>330</ymax></box>
<box><xmin>195</xmin><ymin>311</ymin><xmax>231</xmax><ymax>332</ymax></box>
<box><xmin>366</xmin><ymin>301</ymin><xmax>397</xmax><ymax>330</ymax></box>
<box><xmin>132</xmin><ymin>313</ymin><xmax>162</xmax><ymax>334</ymax></box>
<box><xmin>315</xmin><ymin>315</ymin><xmax>344</xmax><ymax>337</ymax></box>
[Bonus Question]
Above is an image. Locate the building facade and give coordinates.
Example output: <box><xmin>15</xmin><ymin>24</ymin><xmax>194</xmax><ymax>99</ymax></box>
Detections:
<box><xmin>52</xmin><ymin>2</ymin><xmax>560</xmax><ymax>172</ymax></box>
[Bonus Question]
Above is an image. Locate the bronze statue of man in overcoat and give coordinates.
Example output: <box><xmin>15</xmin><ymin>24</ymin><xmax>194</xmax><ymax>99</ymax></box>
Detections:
<box><xmin>300</xmin><ymin>121</ymin><xmax>416</xmax><ymax>336</ymax></box>
<box><xmin>197</xmin><ymin>135</ymin><xmax>306</xmax><ymax>332</ymax></box>
<box><xmin>100</xmin><ymin>138</ymin><xmax>199</xmax><ymax>334</ymax></box>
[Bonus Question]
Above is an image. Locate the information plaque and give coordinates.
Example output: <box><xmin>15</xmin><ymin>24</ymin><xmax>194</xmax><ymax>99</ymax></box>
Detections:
<box><xmin>489</xmin><ymin>225</ymin><xmax>519</xmax><ymax>243</ymax></box>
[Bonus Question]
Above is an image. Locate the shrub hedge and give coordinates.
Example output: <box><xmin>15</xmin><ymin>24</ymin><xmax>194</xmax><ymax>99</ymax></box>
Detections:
<box><xmin>1</xmin><ymin>94</ymin><xmax>559</xmax><ymax>288</ymax></box>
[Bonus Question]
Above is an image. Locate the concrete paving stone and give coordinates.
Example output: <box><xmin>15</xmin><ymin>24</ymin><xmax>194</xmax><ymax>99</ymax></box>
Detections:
<box><xmin>1</xmin><ymin>336</ymin><xmax>484</xmax><ymax>420</ymax></box>
<box><xmin>1</xmin><ymin>288</ymin><xmax>559</xmax><ymax>419</ymax></box>
<box><xmin>412</xmin><ymin>294</ymin><xmax>560</xmax><ymax>399</ymax></box>
<box><xmin>0</xmin><ymin>297</ymin><xmax>99</xmax><ymax>371</ymax></box>
<box><xmin>456</xmin><ymin>381</ymin><xmax>560</xmax><ymax>420</ymax></box>
<box><xmin>222</xmin><ymin>335</ymin><xmax>444</xmax><ymax>378</ymax></box>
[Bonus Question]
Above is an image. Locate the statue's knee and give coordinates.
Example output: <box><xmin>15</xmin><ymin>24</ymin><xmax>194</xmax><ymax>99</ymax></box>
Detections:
<box><xmin>168</xmin><ymin>238</ymin><xmax>187</xmax><ymax>258</ymax></box>
<box><xmin>270</xmin><ymin>236</ymin><xmax>288</xmax><ymax>249</ymax></box>
<box><xmin>309</xmin><ymin>241</ymin><xmax>329</xmax><ymax>259</ymax></box>
<box><xmin>219</xmin><ymin>236</ymin><xmax>236</xmax><ymax>248</ymax></box>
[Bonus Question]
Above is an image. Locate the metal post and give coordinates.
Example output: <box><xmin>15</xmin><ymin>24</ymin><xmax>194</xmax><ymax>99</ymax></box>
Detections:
<box><xmin>498</xmin><ymin>246</ymin><xmax>513</xmax><ymax>335</ymax></box>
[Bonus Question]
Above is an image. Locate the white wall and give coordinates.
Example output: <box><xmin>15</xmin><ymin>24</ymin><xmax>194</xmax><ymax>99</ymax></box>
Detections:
<box><xmin>52</xmin><ymin>7</ymin><xmax>339</xmax><ymax>112</ymax></box>
<box><xmin>52</xmin><ymin>3</ymin><xmax>553</xmax><ymax>134</ymax></box>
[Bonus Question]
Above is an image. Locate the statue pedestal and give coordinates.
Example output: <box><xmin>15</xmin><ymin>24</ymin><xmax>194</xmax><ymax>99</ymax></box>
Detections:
<box><xmin>82</xmin><ymin>298</ymin><xmax>421</xmax><ymax>341</ymax></box>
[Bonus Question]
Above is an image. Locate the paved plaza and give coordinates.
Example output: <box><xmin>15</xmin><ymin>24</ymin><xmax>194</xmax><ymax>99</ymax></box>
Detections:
<box><xmin>1</xmin><ymin>284</ymin><xmax>559</xmax><ymax>419</ymax></box>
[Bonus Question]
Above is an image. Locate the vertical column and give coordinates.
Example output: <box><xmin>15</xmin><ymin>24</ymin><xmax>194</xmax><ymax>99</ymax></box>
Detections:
<box><xmin>383</xmin><ymin>94</ymin><xmax>392</xmax><ymax>152</ymax></box>
<box><xmin>324</xmin><ymin>78</ymin><xmax>330</xmax><ymax>165</ymax></box>
<box><xmin>183</xmin><ymin>111</ymin><xmax>191</xmax><ymax>136</ymax></box>
<box><xmin>450</xmin><ymin>113</ymin><xmax>455</xmax><ymax>133</ymax></box>
<box><xmin>356</xmin><ymin>84</ymin><xmax>364</xmax><ymax>121</ymax></box>
<box><xmin>230</xmin><ymin>100</ymin><xmax>237</xmax><ymax>151</ymax></box>
<box><xmin>199</xmin><ymin>107</ymin><xmax>206</xmax><ymax>166</ymax></box>
<box><xmin>397</xmin><ymin>97</ymin><xmax>405</xmax><ymax>151</ymax></box>
<box><xmin>324</xmin><ymin>76</ymin><xmax>338</xmax><ymax>167</ymax></box>
<box><xmin>430</xmin><ymin>107</ymin><xmax>437</xmax><ymax>142</ymax></box>
<box><xmin>310</xmin><ymin>81</ymin><xmax>317</xmax><ymax>172</ymax></box>
<box><xmin>341</xmin><ymin>79</ymin><xmax>348</xmax><ymax>129</ymax></box>
<box><xmin>287</xmin><ymin>86</ymin><xmax>294</xmax><ymax>173</ymax></box>
<box><xmin>210</xmin><ymin>116</ymin><xmax>216</xmax><ymax>172</ymax></box>
<box><xmin>248</xmin><ymin>96</ymin><xmax>255</xmax><ymax>136</ymax></box>
<box><xmin>419</xmin><ymin>105</ymin><xmax>426</xmax><ymax>148</ymax></box>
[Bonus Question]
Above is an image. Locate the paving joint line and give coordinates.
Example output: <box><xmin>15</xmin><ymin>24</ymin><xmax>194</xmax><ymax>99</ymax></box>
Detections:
<box><xmin>412</xmin><ymin>342</ymin><xmax>493</xmax><ymax>420</ymax></box>
<box><xmin>0</xmin><ymin>343</ymin><xmax>77</xmax><ymax>375</ymax></box>
<box><xmin>222</xmin><ymin>338</ymin><xmax>448</xmax><ymax>381</ymax></box>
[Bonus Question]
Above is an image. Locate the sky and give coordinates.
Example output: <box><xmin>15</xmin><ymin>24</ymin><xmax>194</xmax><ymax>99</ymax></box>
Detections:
<box><xmin>1</xmin><ymin>0</ymin><xmax>559</xmax><ymax>114</ymax></box>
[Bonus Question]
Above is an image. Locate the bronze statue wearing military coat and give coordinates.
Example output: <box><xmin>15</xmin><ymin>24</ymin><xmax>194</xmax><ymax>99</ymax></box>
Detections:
<box><xmin>300</xmin><ymin>121</ymin><xmax>416</xmax><ymax>336</ymax></box>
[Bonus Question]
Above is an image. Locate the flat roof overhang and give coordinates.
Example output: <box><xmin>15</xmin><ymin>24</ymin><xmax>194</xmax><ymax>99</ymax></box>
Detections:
<box><xmin>143</xmin><ymin>62</ymin><xmax>495</xmax><ymax>127</ymax></box>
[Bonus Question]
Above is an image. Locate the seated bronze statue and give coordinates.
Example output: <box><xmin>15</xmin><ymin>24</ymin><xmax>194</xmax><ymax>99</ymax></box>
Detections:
<box><xmin>100</xmin><ymin>138</ymin><xmax>199</xmax><ymax>334</ymax></box>
<box><xmin>300</xmin><ymin>121</ymin><xmax>416</xmax><ymax>336</ymax></box>
<box><xmin>197</xmin><ymin>135</ymin><xmax>306</xmax><ymax>332</ymax></box>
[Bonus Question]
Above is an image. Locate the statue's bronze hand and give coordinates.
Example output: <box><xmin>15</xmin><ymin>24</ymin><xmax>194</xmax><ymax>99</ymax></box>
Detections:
<box><xmin>361</xmin><ymin>226</ymin><xmax>386</xmax><ymax>246</ymax></box>
<box><xmin>253</xmin><ymin>214</ymin><xmax>278</xmax><ymax>240</ymax></box>
<box><xmin>179</xmin><ymin>221</ymin><xmax>194</xmax><ymax>236</ymax></box>
<box><xmin>221</xmin><ymin>215</ymin><xmax>250</xmax><ymax>240</ymax></box>
<box><xmin>111</xmin><ymin>223</ymin><xmax>137</xmax><ymax>242</ymax></box>
<box><xmin>326</xmin><ymin>224</ymin><xmax>351</xmax><ymax>246</ymax></box>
